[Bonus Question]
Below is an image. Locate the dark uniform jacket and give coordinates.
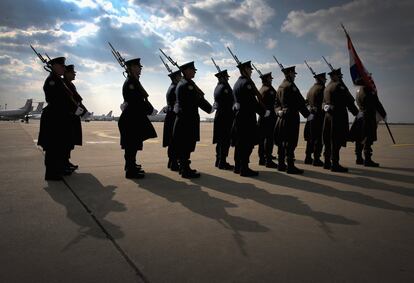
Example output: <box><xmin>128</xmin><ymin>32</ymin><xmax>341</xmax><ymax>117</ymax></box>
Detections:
<box><xmin>231</xmin><ymin>76</ymin><xmax>265</xmax><ymax>146</ymax></box>
<box><xmin>349</xmin><ymin>86</ymin><xmax>386</xmax><ymax>144</ymax></box>
<box><xmin>213</xmin><ymin>82</ymin><xmax>234</xmax><ymax>144</ymax></box>
<box><xmin>304</xmin><ymin>82</ymin><xmax>325</xmax><ymax>142</ymax></box>
<box><xmin>162</xmin><ymin>82</ymin><xmax>177</xmax><ymax>147</ymax></box>
<box><xmin>172</xmin><ymin>78</ymin><xmax>213</xmax><ymax>153</ymax></box>
<box><xmin>38</xmin><ymin>73</ymin><xmax>77</xmax><ymax>150</ymax></box>
<box><xmin>118</xmin><ymin>76</ymin><xmax>157</xmax><ymax>149</ymax></box>
<box><xmin>257</xmin><ymin>84</ymin><xmax>277</xmax><ymax>138</ymax></box>
<box><xmin>322</xmin><ymin>80</ymin><xmax>358</xmax><ymax>147</ymax></box>
<box><xmin>65</xmin><ymin>80</ymin><xmax>86</xmax><ymax>146</ymax></box>
<box><xmin>274</xmin><ymin>79</ymin><xmax>310</xmax><ymax>147</ymax></box>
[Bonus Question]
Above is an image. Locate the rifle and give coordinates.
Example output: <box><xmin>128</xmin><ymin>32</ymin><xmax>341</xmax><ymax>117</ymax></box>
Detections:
<box><xmin>272</xmin><ymin>55</ymin><xmax>284</xmax><ymax>70</ymax></box>
<box><xmin>30</xmin><ymin>45</ymin><xmax>51</xmax><ymax>72</ymax></box>
<box><xmin>160</xmin><ymin>48</ymin><xmax>205</xmax><ymax>97</ymax></box>
<box><xmin>108</xmin><ymin>42</ymin><xmax>128</xmax><ymax>77</ymax></box>
<box><xmin>252</xmin><ymin>63</ymin><xmax>263</xmax><ymax>77</ymax></box>
<box><xmin>227</xmin><ymin>47</ymin><xmax>265</xmax><ymax>107</ymax></box>
<box><xmin>159</xmin><ymin>55</ymin><xmax>173</xmax><ymax>73</ymax></box>
<box><xmin>30</xmin><ymin>45</ymin><xmax>79</xmax><ymax>110</ymax></box>
<box><xmin>211</xmin><ymin>57</ymin><xmax>221</xmax><ymax>73</ymax></box>
<box><xmin>304</xmin><ymin>60</ymin><xmax>317</xmax><ymax>77</ymax></box>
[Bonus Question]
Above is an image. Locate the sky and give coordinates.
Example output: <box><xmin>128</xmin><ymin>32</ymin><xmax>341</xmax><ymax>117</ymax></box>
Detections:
<box><xmin>0</xmin><ymin>0</ymin><xmax>413</xmax><ymax>122</ymax></box>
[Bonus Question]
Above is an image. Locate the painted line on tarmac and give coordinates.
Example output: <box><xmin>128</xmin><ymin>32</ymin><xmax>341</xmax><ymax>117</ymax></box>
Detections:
<box><xmin>93</xmin><ymin>131</ymin><xmax>119</xmax><ymax>139</ymax></box>
<box><xmin>61</xmin><ymin>178</ymin><xmax>150</xmax><ymax>283</ymax></box>
<box><xmin>391</xmin><ymin>143</ymin><xmax>414</xmax><ymax>147</ymax></box>
<box><xmin>86</xmin><ymin>141</ymin><xmax>116</xmax><ymax>144</ymax></box>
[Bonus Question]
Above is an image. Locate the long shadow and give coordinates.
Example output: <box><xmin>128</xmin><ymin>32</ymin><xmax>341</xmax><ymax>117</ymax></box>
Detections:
<box><xmin>303</xmin><ymin>169</ymin><xmax>414</xmax><ymax>197</ymax></box>
<box><xmin>44</xmin><ymin>173</ymin><xmax>126</xmax><ymax>251</ymax></box>
<box><xmin>192</xmin><ymin>173</ymin><xmax>358</xmax><ymax>239</ymax></box>
<box><xmin>346</xmin><ymin>166</ymin><xmax>414</xmax><ymax>185</ymax></box>
<box><xmin>259</xmin><ymin>171</ymin><xmax>414</xmax><ymax>214</ymax></box>
<box><xmin>132</xmin><ymin>173</ymin><xmax>269</xmax><ymax>256</ymax></box>
<box><xmin>379</xmin><ymin>166</ymin><xmax>414</xmax><ymax>173</ymax></box>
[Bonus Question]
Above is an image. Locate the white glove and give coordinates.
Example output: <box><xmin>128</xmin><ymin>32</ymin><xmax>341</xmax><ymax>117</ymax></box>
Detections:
<box><xmin>120</xmin><ymin>101</ymin><xmax>128</xmax><ymax>111</ymax></box>
<box><xmin>307</xmin><ymin>113</ymin><xmax>314</xmax><ymax>121</ymax></box>
<box><xmin>264</xmin><ymin>110</ymin><xmax>270</xmax><ymax>117</ymax></box>
<box><xmin>210</xmin><ymin>108</ymin><xmax>215</xmax><ymax>114</ymax></box>
<box><xmin>277</xmin><ymin>110</ymin><xmax>284</xmax><ymax>117</ymax></box>
<box><xmin>323</xmin><ymin>104</ymin><xmax>334</xmax><ymax>112</ymax></box>
<box><xmin>356</xmin><ymin>112</ymin><xmax>364</xmax><ymax>119</ymax></box>
<box><xmin>75</xmin><ymin>106</ymin><xmax>84</xmax><ymax>116</ymax></box>
<box><xmin>233</xmin><ymin>102</ymin><xmax>240</xmax><ymax>111</ymax></box>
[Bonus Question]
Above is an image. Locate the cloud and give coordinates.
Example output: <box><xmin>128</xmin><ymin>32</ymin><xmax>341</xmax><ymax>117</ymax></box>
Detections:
<box><xmin>265</xmin><ymin>38</ymin><xmax>277</xmax><ymax>49</ymax></box>
<box><xmin>281</xmin><ymin>0</ymin><xmax>414</xmax><ymax>65</ymax></box>
<box><xmin>132</xmin><ymin>0</ymin><xmax>275</xmax><ymax>40</ymax></box>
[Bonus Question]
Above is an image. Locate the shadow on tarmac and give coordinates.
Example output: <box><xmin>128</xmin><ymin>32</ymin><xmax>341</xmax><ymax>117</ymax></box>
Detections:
<box><xmin>132</xmin><ymin>173</ymin><xmax>270</xmax><ymax>257</ymax></box>
<box><xmin>44</xmin><ymin>173</ymin><xmax>126</xmax><ymax>251</ymax></box>
<box><xmin>191</xmin><ymin>173</ymin><xmax>358</xmax><ymax>240</ymax></box>
<box><xmin>258</xmin><ymin>170</ymin><xmax>414</xmax><ymax>214</ymax></box>
<box><xmin>347</xmin><ymin>166</ymin><xmax>414</xmax><ymax>185</ymax></box>
<box><xmin>303</xmin><ymin>168</ymin><xmax>414</xmax><ymax>197</ymax></box>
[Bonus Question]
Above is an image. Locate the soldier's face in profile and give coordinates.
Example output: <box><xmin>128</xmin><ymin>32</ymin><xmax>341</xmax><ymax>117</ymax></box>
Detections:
<box><xmin>243</xmin><ymin>67</ymin><xmax>252</xmax><ymax>77</ymax></box>
<box><xmin>184</xmin><ymin>68</ymin><xmax>195</xmax><ymax>79</ymax></box>
<box><xmin>130</xmin><ymin>65</ymin><xmax>142</xmax><ymax>77</ymax></box>
<box><xmin>65</xmin><ymin>71</ymin><xmax>76</xmax><ymax>81</ymax></box>
<box><xmin>53</xmin><ymin>64</ymin><xmax>65</xmax><ymax>76</ymax></box>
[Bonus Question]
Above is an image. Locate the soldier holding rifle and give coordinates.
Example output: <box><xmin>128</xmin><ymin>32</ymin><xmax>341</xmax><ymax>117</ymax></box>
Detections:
<box><xmin>227</xmin><ymin>47</ymin><xmax>268</xmax><ymax>177</ymax></box>
<box><xmin>109</xmin><ymin>42</ymin><xmax>157</xmax><ymax>179</ymax></box>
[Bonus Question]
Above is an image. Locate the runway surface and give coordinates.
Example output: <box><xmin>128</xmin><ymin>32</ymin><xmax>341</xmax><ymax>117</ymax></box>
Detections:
<box><xmin>1</xmin><ymin>120</ymin><xmax>413</xmax><ymax>282</ymax></box>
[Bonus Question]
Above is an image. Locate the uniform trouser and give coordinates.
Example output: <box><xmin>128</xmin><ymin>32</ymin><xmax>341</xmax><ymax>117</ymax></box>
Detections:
<box><xmin>305</xmin><ymin>140</ymin><xmax>323</xmax><ymax>159</ymax></box>
<box><xmin>258</xmin><ymin>134</ymin><xmax>274</xmax><ymax>161</ymax></box>
<box><xmin>355</xmin><ymin>141</ymin><xmax>373</xmax><ymax>158</ymax></box>
<box><xmin>234</xmin><ymin>143</ymin><xmax>254</xmax><ymax>167</ymax></box>
<box><xmin>216</xmin><ymin>140</ymin><xmax>231</xmax><ymax>161</ymax></box>
<box><xmin>124</xmin><ymin>146</ymin><xmax>140</xmax><ymax>170</ymax></box>
<box><xmin>45</xmin><ymin>148</ymin><xmax>65</xmax><ymax>175</ymax></box>
<box><xmin>167</xmin><ymin>144</ymin><xmax>177</xmax><ymax>160</ymax></box>
<box><xmin>324</xmin><ymin>139</ymin><xmax>341</xmax><ymax>163</ymax></box>
<box><xmin>277</xmin><ymin>143</ymin><xmax>295</xmax><ymax>163</ymax></box>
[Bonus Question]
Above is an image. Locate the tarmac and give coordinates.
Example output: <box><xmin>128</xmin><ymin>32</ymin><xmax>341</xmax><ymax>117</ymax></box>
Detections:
<box><xmin>1</xmin><ymin>120</ymin><xmax>413</xmax><ymax>283</ymax></box>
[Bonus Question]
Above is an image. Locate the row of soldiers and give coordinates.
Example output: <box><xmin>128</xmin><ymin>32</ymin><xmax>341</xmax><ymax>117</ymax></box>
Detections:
<box><xmin>159</xmin><ymin>58</ymin><xmax>387</xmax><ymax>178</ymax></box>
<box><xmin>37</xmin><ymin>54</ymin><xmax>386</xmax><ymax>180</ymax></box>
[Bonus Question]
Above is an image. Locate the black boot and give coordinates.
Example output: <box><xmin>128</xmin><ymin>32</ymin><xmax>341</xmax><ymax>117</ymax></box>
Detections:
<box><xmin>240</xmin><ymin>163</ymin><xmax>259</xmax><ymax>177</ymax></box>
<box><xmin>304</xmin><ymin>155</ymin><xmax>313</xmax><ymax>165</ymax></box>
<box><xmin>259</xmin><ymin>158</ymin><xmax>266</xmax><ymax>166</ymax></box>
<box><xmin>312</xmin><ymin>158</ymin><xmax>324</xmax><ymax>167</ymax></box>
<box><xmin>265</xmin><ymin>159</ymin><xmax>278</xmax><ymax>169</ymax></box>
<box><xmin>287</xmin><ymin>160</ymin><xmax>304</xmax><ymax>174</ymax></box>
<box><xmin>125</xmin><ymin>167</ymin><xmax>145</xmax><ymax>179</ymax></box>
<box><xmin>233</xmin><ymin>161</ymin><xmax>241</xmax><ymax>174</ymax></box>
<box><xmin>323</xmin><ymin>159</ymin><xmax>331</xmax><ymax>169</ymax></box>
<box><xmin>45</xmin><ymin>170</ymin><xmax>63</xmax><ymax>181</ymax></box>
<box><xmin>181</xmin><ymin>161</ymin><xmax>201</xmax><ymax>178</ymax></box>
<box><xmin>219</xmin><ymin>159</ymin><xmax>234</xmax><ymax>170</ymax></box>
<box><xmin>331</xmin><ymin>162</ymin><xmax>348</xmax><ymax>173</ymax></box>
<box><xmin>278</xmin><ymin>156</ymin><xmax>286</xmax><ymax>171</ymax></box>
<box><xmin>170</xmin><ymin>159</ymin><xmax>180</xmax><ymax>171</ymax></box>
<box><xmin>356</xmin><ymin>154</ymin><xmax>364</xmax><ymax>165</ymax></box>
<box><xmin>215</xmin><ymin>158</ymin><xmax>219</xmax><ymax>168</ymax></box>
<box><xmin>364</xmin><ymin>156</ymin><xmax>379</xmax><ymax>167</ymax></box>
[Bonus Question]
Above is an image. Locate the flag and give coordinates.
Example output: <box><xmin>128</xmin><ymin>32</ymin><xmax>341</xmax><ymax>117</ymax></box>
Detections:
<box><xmin>343</xmin><ymin>24</ymin><xmax>377</xmax><ymax>93</ymax></box>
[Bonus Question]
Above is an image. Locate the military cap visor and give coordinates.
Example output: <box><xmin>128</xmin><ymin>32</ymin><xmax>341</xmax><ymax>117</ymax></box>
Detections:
<box><xmin>215</xmin><ymin>70</ymin><xmax>230</xmax><ymax>78</ymax></box>
<box><xmin>314</xmin><ymin>72</ymin><xmax>326</xmax><ymax>79</ymax></box>
<box><xmin>125</xmin><ymin>58</ymin><xmax>142</xmax><ymax>67</ymax></box>
<box><xmin>328</xmin><ymin>68</ymin><xmax>342</xmax><ymax>76</ymax></box>
<box><xmin>168</xmin><ymin>70</ymin><xmax>182</xmax><ymax>78</ymax></box>
<box><xmin>65</xmin><ymin>64</ymin><xmax>76</xmax><ymax>73</ymax></box>
<box><xmin>281</xmin><ymin>66</ymin><xmax>297</xmax><ymax>74</ymax></box>
<box><xmin>179</xmin><ymin>61</ymin><xmax>197</xmax><ymax>71</ymax></box>
<box><xmin>260</xmin><ymin>72</ymin><xmax>273</xmax><ymax>80</ymax></box>
<box><xmin>237</xmin><ymin>61</ymin><xmax>253</xmax><ymax>70</ymax></box>
<box><xmin>48</xmin><ymin>57</ymin><xmax>66</xmax><ymax>66</ymax></box>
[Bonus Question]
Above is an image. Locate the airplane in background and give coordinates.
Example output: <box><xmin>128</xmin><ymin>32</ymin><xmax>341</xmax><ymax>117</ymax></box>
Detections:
<box><xmin>148</xmin><ymin>106</ymin><xmax>166</xmax><ymax>122</ymax></box>
<box><xmin>0</xmin><ymin>99</ymin><xmax>33</xmax><ymax>121</ymax></box>
<box><xmin>27</xmin><ymin>102</ymin><xmax>44</xmax><ymax>119</ymax></box>
<box><xmin>83</xmin><ymin>110</ymin><xmax>113</xmax><ymax>121</ymax></box>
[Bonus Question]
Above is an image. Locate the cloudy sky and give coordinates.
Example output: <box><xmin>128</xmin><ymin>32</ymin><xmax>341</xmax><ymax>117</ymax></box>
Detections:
<box><xmin>0</xmin><ymin>0</ymin><xmax>413</xmax><ymax>122</ymax></box>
